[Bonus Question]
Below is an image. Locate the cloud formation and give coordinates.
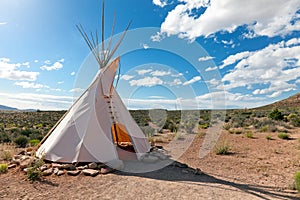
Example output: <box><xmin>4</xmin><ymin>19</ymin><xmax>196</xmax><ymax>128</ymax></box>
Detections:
<box><xmin>0</xmin><ymin>58</ymin><xmax>39</xmax><ymax>81</ymax></box>
<box><xmin>40</xmin><ymin>58</ymin><xmax>64</xmax><ymax>71</ymax></box>
<box><xmin>156</xmin><ymin>0</ymin><xmax>300</xmax><ymax>40</ymax></box>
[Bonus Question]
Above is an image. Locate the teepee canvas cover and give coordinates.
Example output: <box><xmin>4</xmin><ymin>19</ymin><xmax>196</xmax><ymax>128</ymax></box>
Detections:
<box><xmin>36</xmin><ymin>57</ymin><xmax>151</xmax><ymax>163</ymax></box>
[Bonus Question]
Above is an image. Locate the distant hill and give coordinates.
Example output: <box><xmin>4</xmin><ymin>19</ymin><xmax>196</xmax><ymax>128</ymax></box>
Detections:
<box><xmin>257</xmin><ymin>92</ymin><xmax>300</xmax><ymax>111</ymax></box>
<box><xmin>0</xmin><ymin>105</ymin><xmax>17</xmax><ymax>110</ymax></box>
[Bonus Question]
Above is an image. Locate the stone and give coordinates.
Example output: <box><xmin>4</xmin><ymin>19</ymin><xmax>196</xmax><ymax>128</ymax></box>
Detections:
<box><xmin>20</xmin><ymin>158</ymin><xmax>32</xmax><ymax>169</ymax></box>
<box><xmin>142</xmin><ymin>155</ymin><xmax>159</xmax><ymax>163</ymax></box>
<box><xmin>26</xmin><ymin>152</ymin><xmax>34</xmax><ymax>156</ymax></box>
<box><xmin>40</xmin><ymin>164</ymin><xmax>50</xmax><ymax>171</ymax></box>
<box><xmin>88</xmin><ymin>162</ymin><xmax>98</xmax><ymax>169</ymax></box>
<box><xmin>53</xmin><ymin>168</ymin><xmax>59</xmax><ymax>175</ymax></box>
<box><xmin>82</xmin><ymin>169</ymin><xmax>99</xmax><ymax>177</ymax></box>
<box><xmin>14</xmin><ymin>155</ymin><xmax>21</xmax><ymax>159</ymax></box>
<box><xmin>100</xmin><ymin>167</ymin><xmax>114</xmax><ymax>174</ymax></box>
<box><xmin>52</xmin><ymin>163</ymin><xmax>63</xmax><ymax>169</ymax></box>
<box><xmin>23</xmin><ymin>167</ymin><xmax>32</xmax><ymax>173</ymax></box>
<box><xmin>106</xmin><ymin>159</ymin><xmax>124</xmax><ymax>170</ymax></box>
<box><xmin>42</xmin><ymin>168</ymin><xmax>53</xmax><ymax>176</ymax></box>
<box><xmin>8</xmin><ymin>164</ymin><xmax>17</xmax><ymax>169</ymax></box>
<box><xmin>56</xmin><ymin>170</ymin><xmax>65</xmax><ymax>176</ymax></box>
<box><xmin>17</xmin><ymin>150</ymin><xmax>26</xmax><ymax>155</ymax></box>
<box><xmin>77</xmin><ymin>165</ymin><xmax>88</xmax><ymax>170</ymax></box>
<box><xmin>12</xmin><ymin>159</ymin><xmax>21</xmax><ymax>165</ymax></box>
<box><xmin>67</xmin><ymin>170</ymin><xmax>80</xmax><ymax>176</ymax></box>
<box><xmin>62</xmin><ymin>164</ymin><xmax>76</xmax><ymax>170</ymax></box>
<box><xmin>181</xmin><ymin>169</ymin><xmax>189</xmax><ymax>174</ymax></box>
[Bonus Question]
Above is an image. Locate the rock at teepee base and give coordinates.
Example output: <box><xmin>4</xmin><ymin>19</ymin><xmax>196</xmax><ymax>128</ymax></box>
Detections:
<box><xmin>67</xmin><ymin>170</ymin><xmax>81</xmax><ymax>176</ymax></box>
<box><xmin>20</xmin><ymin>158</ymin><xmax>32</xmax><ymax>169</ymax></box>
<box><xmin>88</xmin><ymin>162</ymin><xmax>98</xmax><ymax>169</ymax></box>
<box><xmin>8</xmin><ymin>164</ymin><xmax>17</xmax><ymax>169</ymax></box>
<box><xmin>82</xmin><ymin>169</ymin><xmax>99</xmax><ymax>177</ymax></box>
<box><xmin>42</xmin><ymin>168</ymin><xmax>53</xmax><ymax>176</ymax></box>
<box><xmin>100</xmin><ymin>167</ymin><xmax>114</xmax><ymax>174</ymax></box>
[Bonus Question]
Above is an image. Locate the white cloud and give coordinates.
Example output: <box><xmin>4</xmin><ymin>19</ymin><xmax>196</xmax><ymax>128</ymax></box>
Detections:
<box><xmin>120</xmin><ymin>74</ymin><xmax>134</xmax><ymax>81</ymax></box>
<box><xmin>0</xmin><ymin>22</ymin><xmax>7</xmax><ymax>25</ymax></box>
<box><xmin>151</xmin><ymin>70</ymin><xmax>171</xmax><ymax>76</ymax></box>
<box><xmin>57</xmin><ymin>81</ymin><xmax>64</xmax><ymax>84</ymax></box>
<box><xmin>0</xmin><ymin>58</ymin><xmax>39</xmax><ymax>81</ymax></box>
<box><xmin>153</xmin><ymin>0</ymin><xmax>168</xmax><ymax>8</ymax></box>
<box><xmin>70</xmin><ymin>71</ymin><xmax>76</xmax><ymax>76</ymax></box>
<box><xmin>296</xmin><ymin>79</ymin><xmax>300</xmax><ymax>84</ymax></box>
<box><xmin>198</xmin><ymin>56</ymin><xmax>215</xmax><ymax>62</ymax></box>
<box><xmin>219</xmin><ymin>51</ymin><xmax>251</xmax><ymax>69</ymax></box>
<box><xmin>172</xmin><ymin>73</ymin><xmax>183</xmax><ymax>77</ymax></box>
<box><xmin>183</xmin><ymin>76</ymin><xmax>201</xmax><ymax>86</ymax></box>
<box><xmin>34</xmin><ymin>60</ymin><xmax>39</xmax><ymax>63</ymax></box>
<box><xmin>40</xmin><ymin>58</ymin><xmax>64</xmax><ymax>71</ymax></box>
<box><xmin>167</xmin><ymin>78</ymin><xmax>182</xmax><ymax>86</ymax></box>
<box><xmin>136</xmin><ymin>69</ymin><xmax>152</xmax><ymax>75</ymax></box>
<box><xmin>44</xmin><ymin>60</ymin><xmax>51</xmax><ymax>64</ymax></box>
<box><xmin>205</xmin><ymin>66</ymin><xmax>218</xmax><ymax>72</ymax></box>
<box><xmin>129</xmin><ymin>77</ymin><xmax>163</xmax><ymax>87</ymax></box>
<box><xmin>14</xmin><ymin>81</ymin><xmax>45</xmax><ymax>89</ymax></box>
<box><xmin>221</xmin><ymin>39</ymin><xmax>300</xmax><ymax>96</ymax></box>
<box><xmin>159</xmin><ymin>0</ymin><xmax>300</xmax><ymax>40</ymax></box>
<box><xmin>286</xmin><ymin>38</ymin><xmax>300</xmax><ymax>47</ymax></box>
<box><xmin>69</xmin><ymin>88</ymin><xmax>84</xmax><ymax>93</ymax></box>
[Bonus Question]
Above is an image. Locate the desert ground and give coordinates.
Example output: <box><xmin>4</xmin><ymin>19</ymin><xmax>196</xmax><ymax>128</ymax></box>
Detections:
<box><xmin>1</xmin><ymin>127</ymin><xmax>300</xmax><ymax>200</ymax></box>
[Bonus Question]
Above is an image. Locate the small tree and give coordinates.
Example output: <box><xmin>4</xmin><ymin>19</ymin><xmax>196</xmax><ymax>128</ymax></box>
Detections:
<box><xmin>269</xmin><ymin>108</ymin><xmax>284</xmax><ymax>121</ymax></box>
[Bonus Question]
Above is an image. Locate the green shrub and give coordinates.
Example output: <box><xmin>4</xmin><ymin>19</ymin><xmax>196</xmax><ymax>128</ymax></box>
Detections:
<box><xmin>245</xmin><ymin>131</ymin><xmax>253</xmax><ymax>138</ymax></box>
<box><xmin>0</xmin><ymin>132</ymin><xmax>11</xmax><ymax>143</ymax></box>
<box><xmin>260</xmin><ymin>125</ymin><xmax>269</xmax><ymax>132</ymax></box>
<box><xmin>29</xmin><ymin>139</ymin><xmax>40</xmax><ymax>147</ymax></box>
<box><xmin>294</xmin><ymin>172</ymin><xmax>300</xmax><ymax>192</ymax></box>
<box><xmin>277</xmin><ymin>132</ymin><xmax>290</xmax><ymax>140</ymax></box>
<box><xmin>14</xmin><ymin>136</ymin><xmax>28</xmax><ymax>148</ymax></box>
<box><xmin>223</xmin><ymin>123</ymin><xmax>231</xmax><ymax>130</ymax></box>
<box><xmin>266</xmin><ymin>135</ymin><xmax>273</xmax><ymax>140</ymax></box>
<box><xmin>199</xmin><ymin>123</ymin><xmax>209</xmax><ymax>129</ymax></box>
<box><xmin>0</xmin><ymin>163</ymin><xmax>8</xmax><ymax>173</ymax></box>
<box><xmin>27</xmin><ymin>157</ymin><xmax>44</xmax><ymax>181</ymax></box>
<box><xmin>269</xmin><ymin>108</ymin><xmax>284</xmax><ymax>121</ymax></box>
<box><xmin>215</xmin><ymin>142</ymin><xmax>230</xmax><ymax>155</ymax></box>
<box><xmin>1</xmin><ymin>151</ymin><xmax>12</xmax><ymax>161</ymax></box>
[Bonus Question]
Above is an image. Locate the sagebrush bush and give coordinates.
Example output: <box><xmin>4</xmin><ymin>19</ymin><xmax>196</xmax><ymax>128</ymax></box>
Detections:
<box><xmin>245</xmin><ymin>131</ymin><xmax>253</xmax><ymax>138</ymax></box>
<box><xmin>294</xmin><ymin>172</ymin><xmax>300</xmax><ymax>192</ymax></box>
<box><xmin>29</xmin><ymin>139</ymin><xmax>40</xmax><ymax>147</ymax></box>
<box><xmin>27</xmin><ymin>157</ymin><xmax>44</xmax><ymax>181</ymax></box>
<box><xmin>0</xmin><ymin>163</ymin><xmax>8</xmax><ymax>173</ymax></box>
<box><xmin>266</xmin><ymin>135</ymin><xmax>273</xmax><ymax>140</ymax></box>
<box><xmin>14</xmin><ymin>136</ymin><xmax>28</xmax><ymax>148</ymax></box>
<box><xmin>277</xmin><ymin>132</ymin><xmax>290</xmax><ymax>140</ymax></box>
<box><xmin>215</xmin><ymin>142</ymin><xmax>230</xmax><ymax>155</ymax></box>
<box><xmin>1</xmin><ymin>151</ymin><xmax>12</xmax><ymax>161</ymax></box>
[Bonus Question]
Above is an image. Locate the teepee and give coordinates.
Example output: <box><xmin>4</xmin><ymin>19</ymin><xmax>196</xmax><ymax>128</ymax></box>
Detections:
<box><xmin>36</xmin><ymin>2</ymin><xmax>151</xmax><ymax>163</ymax></box>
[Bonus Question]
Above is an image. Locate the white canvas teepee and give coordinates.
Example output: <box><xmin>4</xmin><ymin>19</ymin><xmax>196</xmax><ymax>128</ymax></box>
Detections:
<box><xmin>36</xmin><ymin>2</ymin><xmax>151</xmax><ymax>163</ymax></box>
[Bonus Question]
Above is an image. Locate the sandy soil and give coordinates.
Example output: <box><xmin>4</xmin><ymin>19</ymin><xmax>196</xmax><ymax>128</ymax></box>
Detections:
<box><xmin>1</xmin><ymin>128</ymin><xmax>300</xmax><ymax>200</ymax></box>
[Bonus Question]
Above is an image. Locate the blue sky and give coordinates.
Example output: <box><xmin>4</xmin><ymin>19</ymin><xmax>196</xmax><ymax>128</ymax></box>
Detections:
<box><xmin>0</xmin><ymin>0</ymin><xmax>299</xmax><ymax>110</ymax></box>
